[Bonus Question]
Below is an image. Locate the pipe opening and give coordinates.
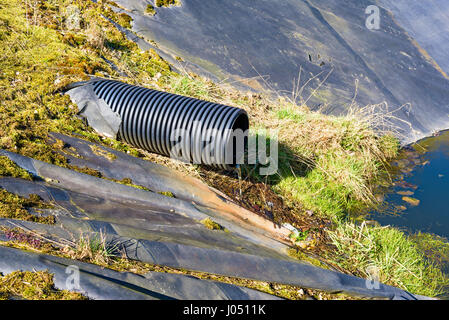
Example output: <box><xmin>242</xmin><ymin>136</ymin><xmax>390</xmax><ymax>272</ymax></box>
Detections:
<box><xmin>224</xmin><ymin>111</ymin><xmax>250</xmax><ymax>169</ymax></box>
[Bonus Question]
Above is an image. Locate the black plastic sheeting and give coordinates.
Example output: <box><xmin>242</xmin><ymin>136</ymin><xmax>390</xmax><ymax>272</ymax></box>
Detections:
<box><xmin>1</xmin><ymin>133</ymin><xmax>292</xmax><ymax>251</ymax></box>
<box><xmin>0</xmin><ymin>246</ymin><xmax>278</xmax><ymax>300</ymax></box>
<box><xmin>0</xmin><ymin>134</ymin><xmax>432</xmax><ymax>299</ymax></box>
<box><xmin>379</xmin><ymin>0</ymin><xmax>449</xmax><ymax>77</ymax></box>
<box><xmin>110</xmin><ymin>0</ymin><xmax>449</xmax><ymax>144</ymax></box>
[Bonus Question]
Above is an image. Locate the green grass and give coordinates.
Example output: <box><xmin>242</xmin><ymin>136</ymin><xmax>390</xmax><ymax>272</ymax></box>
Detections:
<box><xmin>241</xmin><ymin>106</ymin><xmax>400</xmax><ymax>221</ymax></box>
<box><xmin>411</xmin><ymin>232</ymin><xmax>449</xmax><ymax>270</ymax></box>
<box><xmin>328</xmin><ymin>222</ymin><xmax>449</xmax><ymax>297</ymax></box>
<box><xmin>64</xmin><ymin>232</ymin><xmax>121</xmax><ymax>266</ymax></box>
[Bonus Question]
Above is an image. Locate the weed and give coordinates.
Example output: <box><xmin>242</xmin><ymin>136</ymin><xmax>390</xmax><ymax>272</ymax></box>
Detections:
<box><xmin>63</xmin><ymin>231</ymin><xmax>120</xmax><ymax>266</ymax></box>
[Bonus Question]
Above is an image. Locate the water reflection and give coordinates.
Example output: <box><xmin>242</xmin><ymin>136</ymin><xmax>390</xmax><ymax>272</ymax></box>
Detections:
<box><xmin>372</xmin><ymin>130</ymin><xmax>449</xmax><ymax>238</ymax></box>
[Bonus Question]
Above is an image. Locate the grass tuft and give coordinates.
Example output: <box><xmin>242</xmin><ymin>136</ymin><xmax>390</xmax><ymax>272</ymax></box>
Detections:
<box><xmin>63</xmin><ymin>231</ymin><xmax>120</xmax><ymax>266</ymax></box>
<box><xmin>327</xmin><ymin>222</ymin><xmax>449</xmax><ymax>297</ymax></box>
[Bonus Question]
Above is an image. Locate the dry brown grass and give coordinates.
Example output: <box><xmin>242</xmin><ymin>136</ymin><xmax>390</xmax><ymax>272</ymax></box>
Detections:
<box><xmin>62</xmin><ymin>231</ymin><xmax>118</xmax><ymax>266</ymax></box>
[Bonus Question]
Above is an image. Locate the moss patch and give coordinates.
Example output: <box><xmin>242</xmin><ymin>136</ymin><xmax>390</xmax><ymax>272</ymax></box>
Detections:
<box><xmin>0</xmin><ymin>271</ymin><xmax>87</xmax><ymax>300</ymax></box>
<box><xmin>155</xmin><ymin>0</ymin><xmax>181</xmax><ymax>8</ymax></box>
<box><xmin>0</xmin><ymin>189</ymin><xmax>55</xmax><ymax>224</ymax></box>
<box><xmin>201</xmin><ymin>218</ymin><xmax>225</xmax><ymax>231</ymax></box>
<box><xmin>2</xmin><ymin>228</ymin><xmax>55</xmax><ymax>251</ymax></box>
<box><xmin>89</xmin><ymin>144</ymin><xmax>117</xmax><ymax>161</ymax></box>
<box><xmin>287</xmin><ymin>248</ymin><xmax>331</xmax><ymax>270</ymax></box>
<box><xmin>158</xmin><ymin>191</ymin><xmax>174</xmax><ymax>198</ymax></box>
<box><xmin>145</xmin><ymin>4</ymin><xmax>156</xmax><ymax>16</ymax></box>
<box><xmin>117</xmin><ymin>12</ymin><xmax>133</xmax><ymax>29</ymax></box>
<box><xmin>0</xmin><ymin>156</ymin><xmax>33</xmax><ymax>180</ymax></box>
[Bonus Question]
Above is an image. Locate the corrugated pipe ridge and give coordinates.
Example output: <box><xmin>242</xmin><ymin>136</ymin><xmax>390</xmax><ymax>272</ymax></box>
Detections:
<box><xmin>91</xmin><ymin>79</ymin><xmax>249</xmax><ymax>170</ymax></box>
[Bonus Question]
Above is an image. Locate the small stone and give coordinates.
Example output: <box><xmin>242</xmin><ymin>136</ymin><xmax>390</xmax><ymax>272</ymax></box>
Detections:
<box><xmin>397</xmin><ymin>190</ymin><xmax>414</xmax><ymax>196</ymax></box>
<box><xmin>154</xmin><ymin>72</ymin><xmax>162</xmax><ymax>80</ymax></box>
<box><xmin>395</xmin><ymin>159</ymin><xmax>410</xmax><ymax>169</ymax></box>
<box><xmin>402</xmin><ymin>196</ymin><xmax>420</xmax><ymax>207</ymax></box>
<box><xmin>306</xmin><ymin>210</ymin><xmax>314</xmax><ymax>216</ymax></box>
<box><xmin>298</xmin><ymin>289</ymin><xmax>304</xmax><ymax>296</ymax></box>
<box><xmin>375</xmin><ymin>194</ymin><xmax>384</xmax><ymax>202</ymax></box>
<box><xmin>395</xmin><ymin>181</ymin><xmax>418</xmax><ymax>189</ymax></box>
<box><xmin>296</xmin><ymin>241</ymin><xmax>309</xmax><ymax>249</ymax></box>
<box><xmin>365</xmin><ymin>220</ymin><xmax>380</xmax><ymax>227</ymax></box>
<box><xmin>401</xmin><ymin>167</ymin><xmax>413</xmax><ymax>174</ymax></box>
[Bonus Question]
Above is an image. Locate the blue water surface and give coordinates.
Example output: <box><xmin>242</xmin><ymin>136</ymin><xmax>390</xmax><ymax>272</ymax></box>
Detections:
<box><xmin>373</xmin><ymin>131</ymin><xmax>449</xmax><ymax>238</ymax></box>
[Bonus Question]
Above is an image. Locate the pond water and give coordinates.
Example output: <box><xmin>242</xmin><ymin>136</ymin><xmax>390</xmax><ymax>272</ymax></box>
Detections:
<box><xmin>371</xmin><ymin>130</ymin><xmax>449</xmax><ymax>238</ymax></box>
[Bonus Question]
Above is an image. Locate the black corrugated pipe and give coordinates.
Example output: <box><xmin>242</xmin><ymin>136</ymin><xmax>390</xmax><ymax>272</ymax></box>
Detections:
<box><xmin>90</xmin><ymin>79</ymin><xmax>249</xmax><ymax>170</ymax></box>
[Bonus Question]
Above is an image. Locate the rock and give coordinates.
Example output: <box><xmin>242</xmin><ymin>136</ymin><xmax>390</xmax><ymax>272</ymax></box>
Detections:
<box><xmin>365</xmin><ymin>220</ymin><xmax>381</xmax><ymax>227</ymax></box>
<box><xmin>153</xmin><ymin>72</ymin><xmax>162</xmax><ymax>80</ymax></box>
<box><xmin>296</xmin><ymin>241</ymin><xmax>308</xmax><ymax>249</ymax></box>
<box><xmin>402</xmin><ymin>196</ymin><xmax>420</xmax><ymax>207</ymax></box>
<box><xmin>395</xmin><ymin>159</ymin><xmax>410</xmax><ymax>169</ymax></box>
<box><xmin>395</xmin><ymin>181</ymin><xmax>418</xmax><ymax>189</ymax></box>
<box><xmin>375</xmin><ymin>194</ymin><xmax>385</xmax><ymax>202</ymax></box>
<box><xmin>296</xmin><ymin>240</ymin><xmax>313</xmax><ymax>249</ymax></box>
<box><xmin>395</xmin><ymin>205</ymin><xmax>407</xmax><ymax>212</ymax></box>
<box><xmin>401</xmin><ymin>167</ymin><xmax>413</xmax><ymax>174</ymax></box>
<box><xmin>397</xmin><ymin>190</ymin><xmax>414</xmax><ymax>196</ymax></box>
